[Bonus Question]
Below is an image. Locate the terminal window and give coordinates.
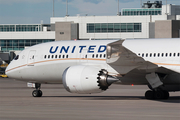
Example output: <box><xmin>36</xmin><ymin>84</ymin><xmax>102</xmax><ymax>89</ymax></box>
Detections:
<box><xmin>0</xmin><ymin>25</ymin><xmax>41</xmax><ymax>32</ymax></box>
<box><xmin>122</xmin><ymin>8</ymin><xmax>162</xmax><ymax>16</ymax></box>
<box><xmin>87</xmin><ymin>23</ymin><xmax>141</xmax><ymax>33</ymax></box>
<box><xmin>0</xmin><ymin>39</ymin><xmax>54</xmax><ymax>52</ymax></box>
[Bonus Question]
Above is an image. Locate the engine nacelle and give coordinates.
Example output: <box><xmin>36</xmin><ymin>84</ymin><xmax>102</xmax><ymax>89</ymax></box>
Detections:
<box><xmin>62</xmin><ymin>65</ymin><xmax>102</xmax><ymax>94</ymax></box>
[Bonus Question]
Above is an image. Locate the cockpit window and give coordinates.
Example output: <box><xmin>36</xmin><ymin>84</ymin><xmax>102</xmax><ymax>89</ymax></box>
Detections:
<box><xmin>14</xmin><ymin>55</ymin><xmax>19</xmax><ymax>60</ymax></box>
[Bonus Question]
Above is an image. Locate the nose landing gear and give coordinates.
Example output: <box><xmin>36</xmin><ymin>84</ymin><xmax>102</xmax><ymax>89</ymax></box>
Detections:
<box><xmin>32</xmin><ymin>89</ymin><xmax>42</xmax><ymax>97</ymax></box>
<box><xmin>32</xmin><ymin>83</ymin><xmax>43</xmax><ymax>97</ymax></box>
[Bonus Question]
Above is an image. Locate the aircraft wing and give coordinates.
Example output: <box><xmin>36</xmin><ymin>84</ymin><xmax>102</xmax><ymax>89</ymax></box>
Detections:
<box><xmin>106</xmin><ymin>39</ymin><xmax>177</xmax><ymax>75</ymax></box>
<box><xmin>106</xmin><ymin>39</ymin><xmax>180</xmax><ymax>88</ymax></box>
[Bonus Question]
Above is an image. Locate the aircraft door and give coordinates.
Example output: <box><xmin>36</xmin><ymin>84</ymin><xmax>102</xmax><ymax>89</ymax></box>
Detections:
<box><xmin>27</xmin><ymin>50</ymin><xmax>36</xmax><ymax>66</ymax></box>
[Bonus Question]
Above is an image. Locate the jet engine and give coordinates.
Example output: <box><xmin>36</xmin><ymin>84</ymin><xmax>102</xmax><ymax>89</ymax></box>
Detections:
<box><xmin>62</xmin><ymin>65</ymin><xmax>119</xmax><ymax>94</ymax></box>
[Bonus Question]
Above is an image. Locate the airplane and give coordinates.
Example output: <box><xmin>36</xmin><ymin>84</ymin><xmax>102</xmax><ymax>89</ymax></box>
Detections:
<box><xmin>5</xmin><ymin>38</ymin><xmax>180</xmax><ymax>100</ymax></box>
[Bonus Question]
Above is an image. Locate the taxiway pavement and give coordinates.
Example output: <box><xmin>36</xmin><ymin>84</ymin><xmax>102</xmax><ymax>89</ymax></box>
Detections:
<box><xmin>0</xmin><ymin>78</ymin><xmax>180</xmax><ymax>120</ymax></box>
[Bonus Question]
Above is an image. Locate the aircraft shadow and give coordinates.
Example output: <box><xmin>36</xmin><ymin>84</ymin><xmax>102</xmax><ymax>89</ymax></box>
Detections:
<box><xmin>158</xmin><ymin>96</ymin><xmax>180</xmax><ymax>103</ymax></box>
<box><xmin>42</xmin><ymin>95</ymin><xmax>180</xmax><ymax>103</ymax></box>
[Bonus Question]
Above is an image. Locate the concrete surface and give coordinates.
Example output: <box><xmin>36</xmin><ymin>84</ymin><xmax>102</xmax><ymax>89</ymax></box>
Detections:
<box><xmin>0</xmin><ymin>78</ymin><xmax>180</xmax><ymax>120</ymax></box>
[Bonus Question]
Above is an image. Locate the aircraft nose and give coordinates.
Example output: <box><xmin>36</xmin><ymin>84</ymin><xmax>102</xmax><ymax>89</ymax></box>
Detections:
<box><xmin>5</xmin><ymin>63</ymin><xmax>16</xmax><ymax>78</ymax></box>
<box><xmin>5</xmin><ymin>64</ymin><xmax>12</xmax><ymax>77</ymax></box>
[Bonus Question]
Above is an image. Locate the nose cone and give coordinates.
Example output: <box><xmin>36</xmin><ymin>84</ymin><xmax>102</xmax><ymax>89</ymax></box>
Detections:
<box><xmin>5</xmin><ymin>61</ymin><xmax>19</xmax><ymax>79</ymax></box>
<box><xmin>5</xmin><ymin>64</ymin><xmax>13</xmax><ymax>78</ymax></box>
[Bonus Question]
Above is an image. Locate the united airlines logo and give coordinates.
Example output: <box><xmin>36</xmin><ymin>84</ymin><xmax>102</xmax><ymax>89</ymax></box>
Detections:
<box><xmin>49</xmin><ymin>45</ymin><xmax>106</xmax><ymax>54</ymax></box>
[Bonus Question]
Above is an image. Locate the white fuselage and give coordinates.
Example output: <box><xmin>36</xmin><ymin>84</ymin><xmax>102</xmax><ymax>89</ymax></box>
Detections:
<box><xmin>6</xmin><ymin>38</ymin><xmax>180</xmax><ymax>85</ymax></box>
<box><xmin>123</xmin><ymin>39</ymin><xmax>180</xmax><ymax>73</ymax></box>
<box><xmin>6</xmin><ymin>40</ymin><xmax>116</xmax><ymax>83</ymax></box>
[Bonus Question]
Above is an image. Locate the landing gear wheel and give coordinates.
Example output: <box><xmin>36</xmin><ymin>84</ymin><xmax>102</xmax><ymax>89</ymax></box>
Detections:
<box><xmin>154</xmin><ymin>91</ymin><xmax>164</xmax><ymax>99</ymax></box>
<box><xmin>145</xmin><ymin>90</ymin><xmax>169</xmax><ymax>100</ymax></box>
<box><xmin>145</xmin><ymin>90</ymin><xmax>154</xmax><ymax>99</ymax></box>
<box><xmin>163</xmin><ymin>90</ymin><xmax>169</xmax><ymax>99</ymax></box>
<box><xmin>32</xmin><ymin>90</ymin><xmax>39</xmax><ymax>97</ymax></box>
<box><xmin>32</xmin><ymin>90</ymin><xmax>43</xmax><ymax>97</ymax></box>
<box><xmin>32</xmin><ymin>83</ymin><xmax>42</xmax><ymax>97</ymax></box>
<box><xmin>38</xmin><ymin>90</ymin><xmax>43</xmax><ymax>97</ymax></box>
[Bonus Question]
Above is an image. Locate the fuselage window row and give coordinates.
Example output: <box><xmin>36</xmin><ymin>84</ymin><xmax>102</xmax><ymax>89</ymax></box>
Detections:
<box><xmin>92</xmin><ymin>54</ymin><xmax>106</xmax><ymax>58</ymax></box>
<box><xmin>44</xmin><ymin>54</ymin><xmax>106</xmax><ymax>59</ymax></box>
<box><xmin>44</xmin><ymin>55</ymin><xmax>68</xmax><ymax>59</ymax></box>
<box><xmin>138</xmin><ymin>53</ymin><xmax>180</xmax><ymax>57</ymax></box>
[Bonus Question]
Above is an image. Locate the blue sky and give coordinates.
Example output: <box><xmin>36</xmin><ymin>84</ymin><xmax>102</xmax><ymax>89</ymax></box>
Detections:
<box><xmin>0</xmin><ymin>0</ymin><xmax>179</xmax><ymax>24</ymax></box>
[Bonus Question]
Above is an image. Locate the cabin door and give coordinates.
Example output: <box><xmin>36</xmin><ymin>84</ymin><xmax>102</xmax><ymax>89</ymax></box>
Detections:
<box><xmin>27</xmin><ymin>50</ymin><xmax>36</xmax><ymax>66</ymax></box>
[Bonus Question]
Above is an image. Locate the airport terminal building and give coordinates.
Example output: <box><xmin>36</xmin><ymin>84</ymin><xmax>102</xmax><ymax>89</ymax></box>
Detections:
<box><xmin>0</xmin><ymin>1</ymin><xmax>180</xmax><ymax>54</ymax></box>
<box><xmin>51</xmin><ymin>3</ymin><xmax>180</xmax><ymax>40</ymax></box>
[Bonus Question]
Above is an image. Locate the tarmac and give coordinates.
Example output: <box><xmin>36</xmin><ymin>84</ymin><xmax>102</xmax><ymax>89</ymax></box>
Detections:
<box><xmin>0</xmin><ymin>77</ymin><xmax>180</xmax><ymax>120</ymax></box>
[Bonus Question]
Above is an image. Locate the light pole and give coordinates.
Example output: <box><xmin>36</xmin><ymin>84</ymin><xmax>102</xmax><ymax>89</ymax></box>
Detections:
<box><xmin>53</xmin><ymin>0</ymin><xmax>54</xmax><ymax>17</ymax></box>
<box><xmin>117</xmin><ymin>0</ymin><xmax>119</xmax><ymax>16</ymax></box>
<box><xmin>66</xmin><ymin>0</ymin><xmax>69</xmax><ymax>16</ymax></box>
<box><xmin>166</xmin><ymin>0</ymin><xmax>167</xmax><ymax>15</ymax></box>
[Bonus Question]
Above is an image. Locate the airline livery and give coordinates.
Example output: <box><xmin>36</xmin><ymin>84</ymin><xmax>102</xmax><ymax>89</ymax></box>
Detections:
<box><xmin>5</xmin><ymin>38</ymin><xmax>180</xmax><ymax>99</ymax></box>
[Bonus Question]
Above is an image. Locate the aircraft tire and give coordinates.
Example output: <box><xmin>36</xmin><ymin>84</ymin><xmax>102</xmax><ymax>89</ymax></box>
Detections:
<box><xmin>163</xmin><ymin>90</ymin><xmax>169</xmax><ymax>99</ymax></box>
<box><xmin>145</xmin><ymin>90</ymin><xmax>154</xmax><ymax>99</ymax></box>
<box><xmin>32</xmin><ymin>90</ymin><xmax>42</xmax><ymax>97</ymax></box>
<box><xmin>154</xmin><ymin>91</ymin><xmax>164</xmax><ymax>100</ymax></box>
<box><xmin>38</xmin><ymin>90</ymin><xmax>43</xmax><ymax>97</ymax></box>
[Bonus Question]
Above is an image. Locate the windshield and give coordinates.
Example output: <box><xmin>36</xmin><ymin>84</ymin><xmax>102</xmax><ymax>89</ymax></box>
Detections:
<box><xmin>14</xmin><ymin>55</ymin><xmax>19</xmax><ymax>60</ymax></box>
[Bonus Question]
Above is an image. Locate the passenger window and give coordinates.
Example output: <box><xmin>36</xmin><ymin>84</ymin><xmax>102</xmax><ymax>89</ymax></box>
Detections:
<box><xmin>146</xmin><ymin>53</ymin><xmax>148</xmax><ymax>57</ymax></box>
<box><xmin>158</xmin><ymin>53</ymin><xmax>160</xmax><ymax>57</ymax></box>
<box><xmin>85</xmin><ymin>55</ymin><xmax>87</xmax><ymax>58</ymax></box>
<box><xmin>66</xmin><ymin>55</ymin><xmax>68</xmax><ymax>58</ymax></box>
<box><xmin>104</xmin><ymin>54</ymin><xmax>106</xmax><ymax>58</ymax></box>
<box><xmin>161</xmin><ymin>53</ymin><xmax>164</xmax><ymax>57</ymax></box>
<box><xmin>100</xmin><ymin>54</ymin><xmax>102</xmax><ymax>58</ymax></box>
<box><xmin>59</xmin><ymin>55</ymin><xmax>61</xmax><ymax>58</ymax></box>
<box><xmin>166</xmin><ymin>53</ymin><xmax>168</xmax><ymax>57</ymax></box>
<box><xmin>178</xmin><ymin>53</ymin><xmax>180</xmax><ymax>57</ymax></box>
<box><xmin>14</xmin><ymin>55</ymin><xmax>19</xmax><ymax>60</ymax></box>
<box><xmin>142</xmin><ymin>53</ymin><xmax>144</xmax><ymax>57</ymax></box>
<box><xmin>169</xmin><ymin>53</ymin><xmax>172</xmax><ymax>57</ymax></box>
<box><xmin>44</xmin><ymin>55</ymin><xmax>46</xmax><ymax>59</ymax></box>
<box><xmin>138</xmin><ymin>53</ymin><xmax>140</xmax><ymax>56</ymax></box>
<box><xmin>96</xmin><ymin>54</ymin><xmax>98</xmax><ymax>58</ymax></box>
<box><xmin>150</xmin><ymin>53</ymin><xmax>152</xmax><ymax>57</ymax></box>
<box><xmin>63</xmin><ymin>55</ymin><xmax>65</xmax><ymax>58</ymax></box>
<box><xmin>55</xmin><ymin>55</ymin><xmax>57</xmax><ymax>58</ymax></box>
<box><xmin>52</xmin><ymin>55</ymin><xmax>54</xmax><ymax>58</ymax></box>
<box><xmin>154</xmin><ymin>53</ymin><xmax>156</xmax><ymax>57</ymax></box>
<box><xmin>174</xmin><ymin>53</ymin><xmax>176</xmax><ymax>57</ymax></box>
<box><xmin>48</xmin><ymin>55</ymin><xmax>50</xmax><ymax>59</ymax></box>
<box><xmin>92</xmin><ymin>54</ymin><xmax>94</xmax><ymax>58</ymax></box>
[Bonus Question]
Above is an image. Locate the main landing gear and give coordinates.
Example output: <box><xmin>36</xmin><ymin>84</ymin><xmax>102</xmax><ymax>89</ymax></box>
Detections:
<box><xmin>145</xmin><ymin>90</ymin><xmax>169</xmax><ymax>100</ymax></box>
<box><xmin>145</xmin><ymin>72</ymin><xmax>169</xmax><ymax>100</ymax></box>
<box><xmin>32</xmin><ymin>83</ymin><xmax>43</xmax><ymax>97</ymax></box>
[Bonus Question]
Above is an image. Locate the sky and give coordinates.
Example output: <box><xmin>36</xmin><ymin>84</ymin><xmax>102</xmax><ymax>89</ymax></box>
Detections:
<box><xmin>0</xmin><ymin>0</ymin><xmax>180</xmax><ymax>24</ymax></box>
